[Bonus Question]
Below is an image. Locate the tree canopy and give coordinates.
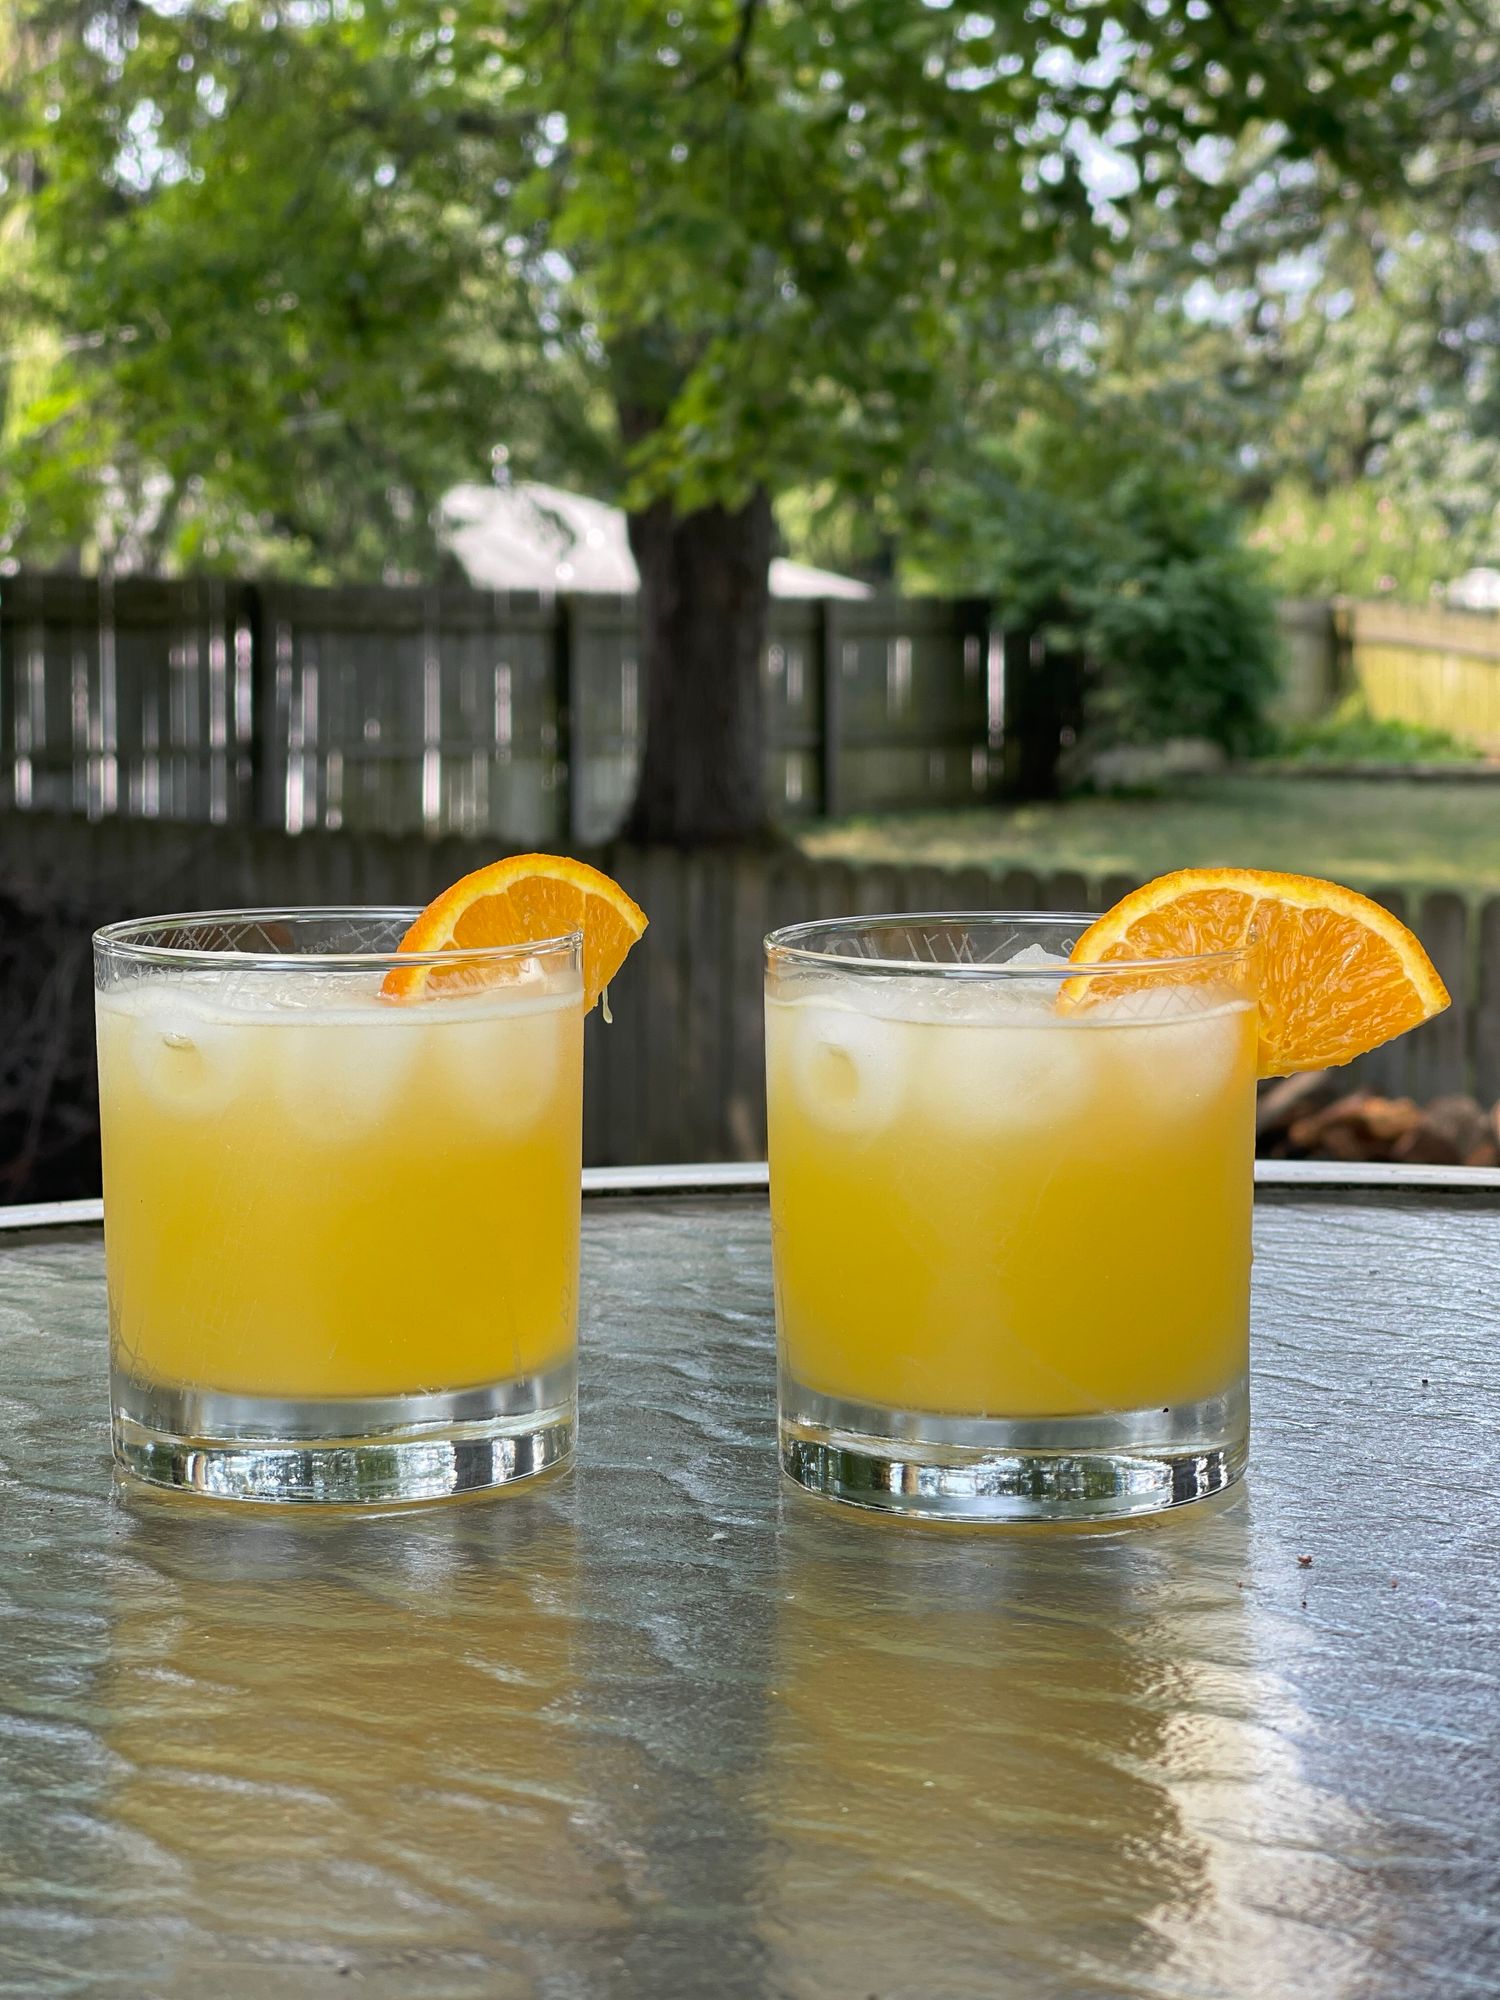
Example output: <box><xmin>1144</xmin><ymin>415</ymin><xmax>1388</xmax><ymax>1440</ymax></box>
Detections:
<box><xmin>1</xmin><ymin>0</ymin><xmax>1473</xmax><ymax>578</ymax></box>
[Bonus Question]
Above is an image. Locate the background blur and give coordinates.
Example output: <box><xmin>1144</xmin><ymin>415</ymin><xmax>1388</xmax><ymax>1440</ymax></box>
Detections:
<box><xmin>3</xmin><ymin>0</ymin><xmax>1499</xmax><ymax>1198</ymax></box>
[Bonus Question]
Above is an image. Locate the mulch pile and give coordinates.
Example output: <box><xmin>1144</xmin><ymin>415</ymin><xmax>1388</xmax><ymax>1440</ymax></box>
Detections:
<box><xmin>1257</xmin><ymin>1071</ymin><xmax>1500</xmax><ymax>1167</ymax></box>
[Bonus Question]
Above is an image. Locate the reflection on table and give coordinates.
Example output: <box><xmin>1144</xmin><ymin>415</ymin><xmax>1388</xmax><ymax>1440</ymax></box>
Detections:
<box><xmin>754</xmin><ymin>1496</ymin><xmax>1402</xmax><ymax>2000</ymax></box>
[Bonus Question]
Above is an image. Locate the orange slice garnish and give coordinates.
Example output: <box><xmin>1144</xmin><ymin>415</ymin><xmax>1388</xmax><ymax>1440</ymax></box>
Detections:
<box><xmin>381</xmin><ymin>853</ymin><xmax>647</xmax><ymax>1011</ymax></box>
<box><xmin>1061</xmin><ymin>867</ymin><xmax>1449</xmax><ymax>1078</ymax></box>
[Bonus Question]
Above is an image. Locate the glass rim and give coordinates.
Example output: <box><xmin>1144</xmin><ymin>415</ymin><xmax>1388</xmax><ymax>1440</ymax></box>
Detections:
<box><xmin>764</xmin><ymin>910</ymin><xmax>1255</xmax><ymax>979</ymax></box>
<box><xmin>92</xmin><ymin>905</ymin><xmax>583</xmax><ymax>972</ymax></box>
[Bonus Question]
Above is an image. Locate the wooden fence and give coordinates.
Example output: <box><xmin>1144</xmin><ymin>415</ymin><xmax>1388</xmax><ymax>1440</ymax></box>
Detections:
<box><xmin>2</xmin><ymin>814</ymin><xmax>1493</xmax><ymax>1198</ymax></box>
<box><xmin>0</xmin><ymin>573</ymin><xmax>1024</xmax><ymax>842</ymax></box>
<box><xmin>8</xmin><ymin>575</ymin><xmax>1498</xmax><ymax>854</ymax></box>
<box><xmin>1339</xmin><ymin>599</ymin><xmax>1500</xmax><ymax>750</ymax></box>
<box><xmin>1272</xmin><ymin>599</ymin><xmax>1339</xmax><ymax>722</ymax></box>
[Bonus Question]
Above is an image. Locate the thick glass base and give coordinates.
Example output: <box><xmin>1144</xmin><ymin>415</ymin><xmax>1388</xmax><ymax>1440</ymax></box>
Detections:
<box><xmin>779</xmin><ymin>1376</ymin><xmax>1248</xmax><ymax>1523</ymax></box>
<box><xmin>111</xmin><ymin>1360</ymin><xmax>576</xmax><ymax>1506</ymax></box>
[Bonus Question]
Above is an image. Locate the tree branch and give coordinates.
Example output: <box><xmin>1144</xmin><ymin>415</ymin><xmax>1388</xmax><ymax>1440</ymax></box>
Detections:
<box><xmin>1422</xmin><ymin>59</ymin><xmax>1500</xmax><ymax>119</ymax></box>
<box><xmin>730</xmin><ymin>0</ymin><xmax>762</xmax><ymax>86</ymax></box>
<box><xmin>1412</xmin><ymin>140</ymin><xmax>1500</xmax><ymax>182</ymax></box>
<box><xmin>682</xmin><ymin>0</ymin><xmax>762</xmax><ymax>94</ymax></box>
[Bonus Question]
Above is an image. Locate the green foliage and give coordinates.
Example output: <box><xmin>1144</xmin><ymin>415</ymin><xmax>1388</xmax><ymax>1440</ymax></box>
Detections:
<box><xmin>1012</xmin><ymin>3</ymin><xmax>1500</xmax><ymax>615</ymax></box>
<box><xmin>1248</xmin><ymin>480</ymin><xmax>1478</xmax><ymax>603</ymax></box>
<box><xmin>903</xmin><ymin>404</ymin><xmax>1280</xmax><ymax>756</ymax></box>
<box><xmin>1274</xmin><ymin>694</ymin><xmax>1482</xmax><ymax>766</ymax></box>
<box><xmin>774</xmin><ymin>483</ymin><xmax>891</xmax><ymax>584</ymax></box>
<box><xmin>0</xmin><ymin>0</ymin><xmax>607</xmax><ymax>574</ymax></box>
<box><xmin>1125</xmin><ymin>71</ymin><xmax>1500</xmax><ymax>592</ymax></box>
<box><xmin>1082</xmin><ymin>524</ymin><xmax>1278</xmax><ymax>758</ymax></box>
<box><xmin>1250</xmin><ymin>211</ymin><xmax>1500</xmax><ymax>549</ymax></box>
<box><xmin>0</xmin><ymin>0</ymin><xmax>1467</xmax><ymax>579</ymax></box>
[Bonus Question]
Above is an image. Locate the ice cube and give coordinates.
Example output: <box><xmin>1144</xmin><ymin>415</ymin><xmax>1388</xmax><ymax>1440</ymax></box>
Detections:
<box><xmin>1001</xmin><ymin>942</ymin><xmax>1072</xmax><ymax>972</ymax></box>
<box><xmin>926</xmin><ymin>973</ymin><xmax>1060</xmax><ymax>1028</ymax></box>
<box><xmin>1093</xmin><ymin>1002</ymin><xmax>1251</xmax><ymax>1122</ymax></box>
<box><xmin>920</xmin><ymin>1017</ymin><xmax>1094</xmax><ymax>1133</ymax></box>
<box><xmin>276</xmin><ymin>1013</ymin><xmax>422</xmax><ymax>1140</ymax></box>
<box><xmin>248</xmin><ymin>966</ymin><xmax>379</xmax><ymax>1013</ymax></box>
<box><xmin>432</xmin><ymin>1005</ymin><xmax>568</xmax><ymax>1136</ymax></box>
<box><xmin>99</xmin><ymin>990</ymin><xmax>250</xmax><ymax>1119</ymax></box>
<box><xmin>776</xmin><ymin>999</ymin><xmax>909</xmax><ymax>1137</ymax></box>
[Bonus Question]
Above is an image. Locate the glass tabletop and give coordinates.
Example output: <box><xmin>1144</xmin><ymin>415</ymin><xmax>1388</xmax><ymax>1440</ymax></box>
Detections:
<box><xmin>0</xmin><ymin>1185</ymin><xmax>1496</xmax><ymax>1999</ymax></box>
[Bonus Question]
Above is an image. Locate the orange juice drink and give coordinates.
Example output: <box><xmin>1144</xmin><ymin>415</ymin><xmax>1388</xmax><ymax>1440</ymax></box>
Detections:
<box><xmin>95</xmin><ymin>910</ymin><xmax>585</xmax><ymax>1505</ymax></box>
<box><xmin>765</xmin><ymin>914</ymin><xmax>1258</xmax><ymax>1523</ymax></box>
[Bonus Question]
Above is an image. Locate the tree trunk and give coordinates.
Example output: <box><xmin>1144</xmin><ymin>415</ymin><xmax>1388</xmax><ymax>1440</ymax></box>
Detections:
<box><xmin>624</xmin><ymin>488</ymin><xmax>774</xmax><ymax>845</ymax></box>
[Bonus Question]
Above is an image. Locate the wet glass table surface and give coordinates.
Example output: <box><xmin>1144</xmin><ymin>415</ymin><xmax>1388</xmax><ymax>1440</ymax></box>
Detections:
<box><xmin>1</xmin><ymin>1176</ymin><xmax>1498</xmax><ymax>2000</ymax></box>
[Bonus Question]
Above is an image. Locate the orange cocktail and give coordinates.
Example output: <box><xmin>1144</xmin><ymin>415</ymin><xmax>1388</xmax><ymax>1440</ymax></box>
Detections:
<box><xmin>96</xmin><ymin>911</ymin><xmax>582</xmax><ymax>1504</ymax></box>
<box><xmin>96</xmin><ymin>862</ymin><xmax>646</xmax><ymax>1505</ymax></box>
<box><xmin>766</xmin><ymin>914</ymin><xmax>1257</xmax><ymax>1522</ymax></box>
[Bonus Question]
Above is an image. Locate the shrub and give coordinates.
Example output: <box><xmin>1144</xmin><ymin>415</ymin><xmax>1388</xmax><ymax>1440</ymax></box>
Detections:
<box><xmin>1074</xmin><ymin>471</ymin><xmax>1278</xmax><ymax>756</ymax></box>
<box><xmin>903</xmin><ymin>419</ymin><xmax>1281</xmax><ymax>760</ymax></box>
<box><xmin>1275</xmin><ymin>695</ymin><xmax>1482</xmax><ymax>765</ymax></box>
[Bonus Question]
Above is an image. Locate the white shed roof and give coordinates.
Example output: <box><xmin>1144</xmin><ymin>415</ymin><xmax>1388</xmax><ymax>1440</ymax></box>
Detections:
<box><xmin>439</xmin><ymin>482</ymin><xmax>872</xmax><ymax>599</ymax></box>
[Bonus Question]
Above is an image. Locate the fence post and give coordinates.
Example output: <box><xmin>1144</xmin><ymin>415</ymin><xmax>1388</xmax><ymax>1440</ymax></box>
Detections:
<box><xmin>819</xmin><ymin>598</ymin><xmax>844</xmax><ymax>818</ymax></box>
<box><xmin>1476</xmin><ymin>896</ymin><xmax>1500</xmax><ymax>1108</ymax></box>
<box><xmin>1330</xmin><ymin>595</ymin><xmax>1356</xmax><ymax>703</ymax></box>
<box><xmin>553</xmin><ymin>595</ymin><xmax>581</xmax><ymax>847</ymax></box>
<box><xmin>1001</xmin><ymin>627</ymin><xmax>1081</xmax><ymax>801</ymax></box>
<box><xmin>959</xmin><ymin>596</ymin><xmax>995</xmax><ymax>797</ymax></box>
<box><xmin>244</xmin><ymin>582</ymin><xmax>276</xmax><ymax>828</ymax></box>
<box><xmin>0</xmin><ymin>578</ymin><xmax>11</xmax><ymax>811</ymax></box>
<box><xmin>1412</xmin><ymin>890</ymin><xmax>1471</xmax><ymax>1100</ymax></box>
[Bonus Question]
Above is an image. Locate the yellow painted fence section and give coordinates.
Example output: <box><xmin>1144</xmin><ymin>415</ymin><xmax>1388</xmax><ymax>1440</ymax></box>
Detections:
<box><xmin>1342</xmin><ymin>599</ymin><xmax>1500</xmax><ymax>751</ymax></box>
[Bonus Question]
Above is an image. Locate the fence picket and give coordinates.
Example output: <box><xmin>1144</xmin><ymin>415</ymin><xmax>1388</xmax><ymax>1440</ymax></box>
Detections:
<box><xmin>1476</xmin><ymin>899</ymin><xmax>1500</xmax><ymax>1108</ymax></box>
<box><xmin>812</xmin><ymin>859</ymin><xmax>858</xmax><ymax>922</ymax></box>
<box><xmin>949</xmin><ymin>867</ymin><xmax>993</xmax><ymax>915</ymax></box>
<box><xmin>767</xmin><ymin>853</ymin><xmax>825</xmax><ymax>939</ymax></box>
<box><xmin>1347</xmin><ymin>599</ymin><xmax>1500</xmax><ymax>749</ymax></box>
<box><xmin>1098</xmin><ymin>872</ymin><xmax>1141</xmax><ymax>913</ymax></box>
<box><xmin>996</xmin><ymin>869</ymin><xmax>1041</xmax><ymax>912</ymax></box>
<box><xmin>1045</xmin><ymin>870</ymin><xmax>1091</xmax><ymax>916</ymax></box>
<box><xmin>725</xmin><ymin>848</ymin><xmax>772</xmax><ymax>1160</ymax></box>
<box><xmin>638</xmin><ymin>849</ymin><xmax>688</xmax><ymax>1164</ymax></box>
<box><xmin>681</xmin><ymin>850</ymin><xmax>733</xmax><ymax>1161</ymax></box>
<box><xmin>848</xmin><ymin>864</ymin><xmax>904</xmax><ymax>919</ymax></box>
<box><xmin>594</xmin><ymin>843</ymin><xmax>646</xmax><ymax>1166</ymax></box>
<box><xmin>1411</xmin><ymin>892</ymin><xmax>1471</xmax><ymax>1101</ymax></box>
<box><xmin>1355</xmin><ymin>889</ymin><xmax>1414</xmax><ymax>1097</ymax></box>
<box><xmin>907</xmin><ymin>865</ymin><xmax>961</xmax><ymax>912</ymax></box>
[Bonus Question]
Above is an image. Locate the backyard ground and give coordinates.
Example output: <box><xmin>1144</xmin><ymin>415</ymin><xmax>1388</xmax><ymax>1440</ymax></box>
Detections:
<box><xmin>799</xmin><ymin>774</ymin><xmax>1500</xmax><ymax>896</ymax></box>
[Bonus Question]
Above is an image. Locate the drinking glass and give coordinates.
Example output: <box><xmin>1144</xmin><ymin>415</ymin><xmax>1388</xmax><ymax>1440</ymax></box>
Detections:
<box><xmin>765</xmin><ymin>913</ymin><xmax>1258</xmax><ymax>1522</ymax></box>
<box><xmin>95</xmin><ymin>909</ymin><xmax>582</xmax><ymax>1504</ymax></box>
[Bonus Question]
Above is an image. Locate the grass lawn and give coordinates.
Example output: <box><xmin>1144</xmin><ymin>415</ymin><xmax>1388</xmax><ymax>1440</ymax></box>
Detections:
<box><xmin>798</xmin><ymin>774</ymin><xmax>1500</xmax><ymax>897</ymax></box>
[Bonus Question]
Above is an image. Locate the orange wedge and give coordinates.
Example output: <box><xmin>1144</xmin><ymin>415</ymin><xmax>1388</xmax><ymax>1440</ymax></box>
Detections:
<box><xmin>1062</xmin><ymin>867</ymin><xmax>1449</xmax><ymax>1078</ymax></box>
<box><xmin>382</xmin><ymin>853</ymin><xmax>647</xmax><ymax>1010</ymax></box>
